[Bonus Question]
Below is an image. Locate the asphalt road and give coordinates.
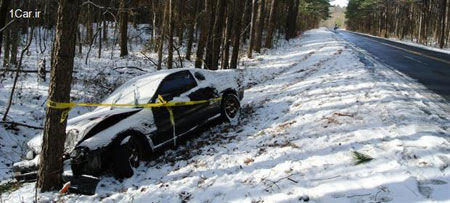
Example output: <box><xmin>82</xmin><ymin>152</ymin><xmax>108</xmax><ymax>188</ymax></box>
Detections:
<box><xmin>337</xmin><ymin>30</ymin><xmax>450</xmax><ymax>102</ymax></box>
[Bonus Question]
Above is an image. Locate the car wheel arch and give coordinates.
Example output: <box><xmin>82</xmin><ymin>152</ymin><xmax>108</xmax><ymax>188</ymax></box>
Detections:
<box><xmin>221</xmin><ymin>88</ymin><xmax>238</xmax><ymax>97</ymax></box>
<box><xmin>110</xmin><ymin>129</ymin><xmax>154</xmax><ymax>161</ymax></box>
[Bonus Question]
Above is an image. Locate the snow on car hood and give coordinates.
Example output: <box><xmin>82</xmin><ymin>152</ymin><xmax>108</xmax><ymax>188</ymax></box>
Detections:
<box><xmin>27</xmin><ymin>108</ymin><xmax>141</xmax><ymax>154</ymax></box>
<box><xmin>78</xmin><ymin>108</ymin><xmax>156</xmax><ymax>150</ymax></box>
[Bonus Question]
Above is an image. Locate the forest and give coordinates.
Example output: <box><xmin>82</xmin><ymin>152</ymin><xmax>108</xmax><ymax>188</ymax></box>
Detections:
<box><xmin>0</xmin><ymin>0</ymin><xmax>331</xmax><ymax>70</ymax></box>
<box><xmin>346</xmin><ymin>0</ymin><xmax>450</xmax><ymax>48</ymax></box>
<box><xmin>0</xmin><ymin>0</ymin><xmax>331</xmax><ymax>192</ymax></box>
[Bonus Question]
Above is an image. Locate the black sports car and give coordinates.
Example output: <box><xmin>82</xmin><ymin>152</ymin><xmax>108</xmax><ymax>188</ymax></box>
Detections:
<box><xmin>13</xmin><ymin>68</ymin><xmax>244</xmax><ymax>185</ymax></box>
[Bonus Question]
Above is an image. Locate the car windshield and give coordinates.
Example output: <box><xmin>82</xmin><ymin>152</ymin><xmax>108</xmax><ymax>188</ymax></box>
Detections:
<box><xmin>98</xmin><ymin>72</ymin><xmax>167</xmax><ymax>109</ymax></box>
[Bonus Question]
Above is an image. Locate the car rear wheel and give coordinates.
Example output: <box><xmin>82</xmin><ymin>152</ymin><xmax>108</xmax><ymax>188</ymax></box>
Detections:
<box><xmin>221</xmin><ymin>93</ymin><xmax>241</xmax><ymax>125</ymax></box>
<box><xmin>111</xmin><ymin>135</ymin><xmax>144</xmax><ymax>179</ymax></box>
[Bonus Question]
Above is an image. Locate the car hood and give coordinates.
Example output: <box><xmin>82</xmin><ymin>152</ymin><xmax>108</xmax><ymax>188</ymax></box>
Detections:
<box><xmin>27</xmin><ymin>108</ymin><xmax>141</xmax><ymax>154</ymax></box>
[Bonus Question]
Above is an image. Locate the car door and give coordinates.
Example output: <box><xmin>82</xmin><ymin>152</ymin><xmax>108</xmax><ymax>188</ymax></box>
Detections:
<box><xmin>187</xmin><ymin>71</ymin><xmax>221</xmax><ymax>124</ymax></box>
<box><xmin>151</xmin><ymin>70</ymin><xmax>197</xmax><ymax>146</ymax></box>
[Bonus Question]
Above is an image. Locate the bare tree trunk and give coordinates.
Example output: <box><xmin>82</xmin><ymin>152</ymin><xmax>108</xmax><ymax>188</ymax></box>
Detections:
<box><xmin>176</xmin><ymin>0</ymin><xmax>184</xmax><ymax>46</ymax></box>
<box><xmin>195</xmin><ymin>0</ymin><xmax>213</xmax><ymax>68</ymax></box>
<box><xmin>254</xmin><ymin>0</ymin><xmax>265</xmax><ymax>53</ymax></box>
<box><xmin>211</xmin><ymin>0</ymin><xmax>227</xmax><ymax>70</ymax></box>
<box><xmin>185</xmin><ymin>20</ymin><xmax>195</xmax><ymax>61</ymax></box>
<box><xmin>85</xmin><ymin>25</ymin><xmax>100</xmax><ymax>64</ymax></box>
<box><xmin>285</xmin><ymin>0</ymin><xmax>299</xmax><ymax>40</ymax></box>
<box><xmin>77</xmin><ymin>26</ymin><xmax>82</xmax><ymax>55</ymax></box>
<box><xmin>222</xmin><ymin>0</ymin><xmax>234</xmax><ymax>69</ymax></box>
<box><xmin>119</xmin><ymin>0</ymin><xmax>129</xmax><ymax>57</ymax></box>
<box><xmin>98</xmin><ymin>11</ymin><xmax>102</xmax><ymax>58</ymax></box>
<box><xmin>9</xmin><ymin>21</ymin><xmax>18</xmax><ymax>65</ymax></box>
<box><xmin>167</xmin><ymin>0</ymin><xmax>174</xmax><ymax>69</ymax></box>
<box><xmin>264</xmin><ymin>0</ymin><xmax>277</xmax><ymax>48</ymax></box>
<box><xmin>0</xmin><ymin>0</ymin><xmax>11</xmax><ymax>55</ymax></box>
<box><xmin>103</xmin><ymin>20</ymin><xmax>108</xmax><ymax>45</ymax></box>
<box><xmin>152</xmin><ymin>0</ymin><xmax>159</xmax><ymax>52</ymax></box>
<box><xmin>440</xmin><ymin>0</ymin><xmax>448</xmax><ymax>48</ymax></box>
<box><xmin>241</xmin><ymin>0</ymin><xmax>252</xmax><ymax>44</ymax></box>
<box><xmin>204</xmin><ymin>0</ymin><xmax>217</xmax><ymax>69</ymax></box>
<box><xmin>2</xmin><ymin>27</ymin><xmax>10</xmax><ymax>67</ymax></box>
<box><xmin>157</xmin><ymin>1</ymin><xmax>168</xmax><ymax>70</ymax></box>
<box><xmin>418</xmin><ymin>0</ymin><xmax>425</xmax><ymax>44</ymax></box>
<box><xmin>247</xmin><ymin>0</ymin><xmax>258</xmax><ymax>58</ymax></box>
<box><xmin>86</xmin><ymin>4</ymin><xmax>93</xmax><ymax>44</ymax></box>
<box><xmin>38</xmin><ymin>0</ymin><xmax>80</xmax><ymax>191</ymax></box>
<box><xmin>447</xmin><ymin>0</ymin><xmax>450</xmax><ymax>47</ymax></box>
<box><xmin>231</xmin><ymin>0</ymin><xmax>244</xmax><ymax>69</ymax></box>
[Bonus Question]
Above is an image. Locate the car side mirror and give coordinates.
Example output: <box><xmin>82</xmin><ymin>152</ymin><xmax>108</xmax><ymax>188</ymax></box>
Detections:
<box><xmin>194</xmin><ymin>72</ymin><xmax>205</xmax><ymax>80</ymax></box>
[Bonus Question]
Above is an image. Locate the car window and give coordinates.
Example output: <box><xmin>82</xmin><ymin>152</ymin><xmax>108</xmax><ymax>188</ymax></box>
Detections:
<box><xmin>194</xmin><ymin>72</ymin><xmax>205</xmax><ymax>80</ymax></box>
<box><xmin>157</xmin><ymin>70</ymin><xmax>197</xmax><ymax>99</ymax></box>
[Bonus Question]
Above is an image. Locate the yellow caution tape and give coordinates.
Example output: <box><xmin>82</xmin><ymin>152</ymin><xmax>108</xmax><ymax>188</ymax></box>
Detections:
<box><xmin>47</xmin><ymin>96</ymin><xmax>222</xmax><ymax>123</ymax></box>
<box><xmin>157</xmin><ymin>95</ymin><xmax>177</xmax><ymax>146</ymax></box>
<box><xmin>156</xmin><ymin>95</ymin><xmax>176</xmax><ymax>128</ymax></box>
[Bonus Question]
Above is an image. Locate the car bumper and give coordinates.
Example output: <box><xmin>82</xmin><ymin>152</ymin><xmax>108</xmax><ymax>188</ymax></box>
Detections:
<box><xmin>13</xmin><ymin>158</ymin><xmax>100</xmax><ymax>195</ymax></box>
<box><xmin>62</xmin><ymin>174</ymin><xmax>100</xmax><ymax>195</ymax></box>
<box><xmin>70</xmin><ymin>147</ymin><xmax>104</xmax><ymax>176</ymax></box>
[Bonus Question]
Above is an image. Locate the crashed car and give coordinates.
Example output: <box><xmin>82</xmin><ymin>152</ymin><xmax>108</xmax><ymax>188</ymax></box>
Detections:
<box><xmin>14</xmin><ymin>68</ymin><xmax>244</xmax><ymax>185</ymax></box>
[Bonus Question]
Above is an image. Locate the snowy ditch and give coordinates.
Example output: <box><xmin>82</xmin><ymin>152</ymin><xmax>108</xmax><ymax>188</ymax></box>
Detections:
<box><xmin>1</xmin><ymin>28</ymin><xmax>450</xmax><ymax>202</ymax></box>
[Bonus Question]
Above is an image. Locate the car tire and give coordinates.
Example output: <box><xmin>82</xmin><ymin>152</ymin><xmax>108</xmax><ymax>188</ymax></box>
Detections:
<box><xmin>221</xmin><ymin>93</ymin><xmax>241</xmax><ymax>125</ymax></box>
<box><xmin>111</xmin><ymin>135</ymin><xmax>144</xmax><ymax>179</ymax></box>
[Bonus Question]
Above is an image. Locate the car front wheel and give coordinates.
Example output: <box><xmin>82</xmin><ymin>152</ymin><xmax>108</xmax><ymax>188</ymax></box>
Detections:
<box><xmin>111</xmin><ymin>134</ymin><xmax>144</xmax><ymax>179</ymax></box>
<box><xmin>221</xmin><ymin>93</ymin><xmax>241</xmax><ymax>125</ymax></box>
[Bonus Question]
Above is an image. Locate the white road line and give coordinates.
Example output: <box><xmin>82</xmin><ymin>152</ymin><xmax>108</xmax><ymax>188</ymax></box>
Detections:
<box><xmin>403</xmin><ymin>55</ymin><xmax>427</xmax><ymax>65</ymax></box>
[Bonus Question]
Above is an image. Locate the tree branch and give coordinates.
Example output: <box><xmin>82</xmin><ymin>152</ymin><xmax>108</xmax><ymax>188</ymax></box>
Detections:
<box><xmin>0</xmin><ymin>19</ymin><xmax>15</xmax><ymax>32</ymax></box>
<box><xmin>1</xmin><ymin>121</ymin><xmax>43</xmax><ymax>130</ymax></box>
<box><xmin>2</xmin><ymin>27</ymin><xmax>34</xmax><ymax>121</ymax></box>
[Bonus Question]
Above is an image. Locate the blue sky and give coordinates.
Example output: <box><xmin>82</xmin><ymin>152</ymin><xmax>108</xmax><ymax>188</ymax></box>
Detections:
<box><xmin>331</xmin><ymin>0</ymin><xmax>348</xmax><ymax>7</ymax></box>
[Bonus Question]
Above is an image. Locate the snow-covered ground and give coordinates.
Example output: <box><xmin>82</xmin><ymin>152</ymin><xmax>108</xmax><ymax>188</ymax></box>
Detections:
<box><xmin>2</xmin><ymin>28</ymin><xmax>450</xmax><ymax>202</ymax></box>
